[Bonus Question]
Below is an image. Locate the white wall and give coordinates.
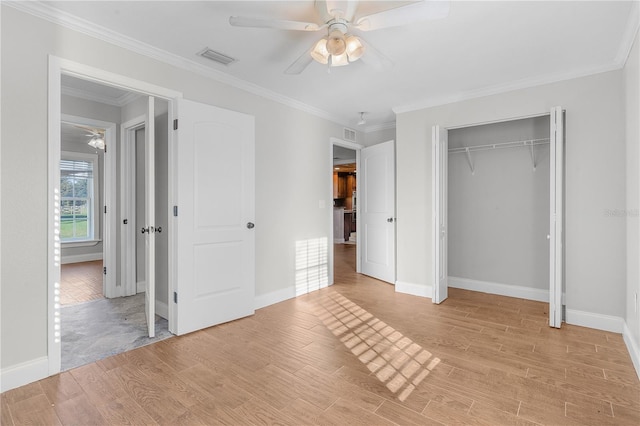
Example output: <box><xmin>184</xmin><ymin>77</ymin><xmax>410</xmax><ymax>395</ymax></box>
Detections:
<box><xmin>447</xmin><ymin>116</ymin><xmax>549</xmax><ymax>291</ymax></box>
<box><xmin>624</xmin><ymin>29</ymin><xmax>640</xmax><ymax>371</ymax></box>
<box><xmin>0</xmin><ymin>6</ymin><xmax>346</xmax><ymax>373</ymax></box>
<box><xmin>396</xmin><ymin>70</ymin><xmax>626</xmax><ymax>321</ymax></box>
<box><xmin>364</xmin><ymin>126</ymin><xmax>396</xmax><ymax>146</ymax></box>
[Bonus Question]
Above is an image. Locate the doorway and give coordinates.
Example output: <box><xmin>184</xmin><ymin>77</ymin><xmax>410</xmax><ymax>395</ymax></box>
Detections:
<box><xmin>431</xmin><ymin>107</ymin><xmax>565</xmax><ymax>327</ymax></box>
<box><xmin>57</xmin><ymin>75</ymin><xmax>171</xmax><ymax>371</ymax></box>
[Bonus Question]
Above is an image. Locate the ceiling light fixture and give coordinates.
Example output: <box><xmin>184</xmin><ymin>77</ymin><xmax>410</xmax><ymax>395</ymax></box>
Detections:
<box><xmin>88</xmin><ymin>134</ymin><xmax>105</xmax><ymax>150</ymax></box>
<box><xmin>357</xmin><ymin>112</ymin><xmax>366</xmax><ymax>126</ymax></box>
<box><xmin>310</xmin><ymin>21</ymin><xmax>365</xmax><ymax>69</ymax></box>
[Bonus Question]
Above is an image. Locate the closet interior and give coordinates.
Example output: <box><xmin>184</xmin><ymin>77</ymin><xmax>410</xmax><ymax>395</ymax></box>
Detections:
<box><xmin>447</xmin><ymin>115</ymin><xmax>551</xmax><ymax>297</ymax></box>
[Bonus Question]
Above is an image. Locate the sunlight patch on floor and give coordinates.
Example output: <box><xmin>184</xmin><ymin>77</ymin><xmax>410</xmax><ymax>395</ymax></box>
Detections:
<box><xmin>315</xmin><ymin>292</ymin><xmax>440</xmax><ymax>402</ymax></box>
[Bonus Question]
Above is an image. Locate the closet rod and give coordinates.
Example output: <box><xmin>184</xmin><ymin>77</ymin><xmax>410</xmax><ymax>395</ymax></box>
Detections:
<box><xmin>448</xmin><ymin>138</ymin><xmax>549</xmax><ymax>154</ymax></box>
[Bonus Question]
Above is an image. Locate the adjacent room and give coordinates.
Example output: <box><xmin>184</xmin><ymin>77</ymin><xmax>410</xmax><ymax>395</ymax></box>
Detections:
<box><xmin>1</xmin><ymin>1</ymin><xmax>639</xmax><ymax>425</ymax></box>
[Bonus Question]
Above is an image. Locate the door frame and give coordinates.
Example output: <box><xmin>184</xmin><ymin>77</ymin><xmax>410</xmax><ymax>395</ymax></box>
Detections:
<box><xmin>431</xmin><ymin>111</ymin><xmax>564</xmax><ymax>326</ymax></box>
<box><xmin>329</xmin><ymin>137</ymin><xmax>363</xmax><ymax>284</ymax></box>
<box><xmin>120</xmin><ymin>115</ymin><xmax>145</xmax><ymax>298</ymax></box>
<box><xmin>48</xmin><ymin>56</ymin><xmax>181</xmax><ymax>375</ymax></box>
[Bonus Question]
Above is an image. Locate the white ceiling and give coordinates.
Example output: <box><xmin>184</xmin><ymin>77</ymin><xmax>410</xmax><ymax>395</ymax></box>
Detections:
<box><xmin>27</xmin><ymin>1</ymin><xmax>639</xmax><ymax>130</ymax></box>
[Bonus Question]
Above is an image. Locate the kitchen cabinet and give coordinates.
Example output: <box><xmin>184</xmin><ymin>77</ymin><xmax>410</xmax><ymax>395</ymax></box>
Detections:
<box><xmin>333</xmin><ymin>172</ymin><xmax>347</xmax><ymax>199</ymax></box>
<box><xmin>344</xmin><ymin>212</ymin><xmax>352</xmax><ymax>241</ymax></box>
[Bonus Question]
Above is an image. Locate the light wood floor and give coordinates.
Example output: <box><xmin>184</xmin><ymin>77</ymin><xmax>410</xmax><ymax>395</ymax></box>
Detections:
<box><xmin>60</xmin><ymin>260</ymin><xmax>104</xmax><ymax>306</ymax></box>
<box><xmin>2</xmin><ymin>245</ymin><xmax>639</xmax><ymax>425</ymax></box>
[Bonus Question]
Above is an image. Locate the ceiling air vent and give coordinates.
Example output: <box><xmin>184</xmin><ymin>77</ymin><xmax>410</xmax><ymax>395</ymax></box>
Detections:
<box><xmin>198</xmin><ymin>48</ymin><xmax>236</xmax><ymax>66</ymax></box>
<box><xmin>343</xmin><ymin>128</ymin><xmax>356</xmax><ymax>142</ymax></box>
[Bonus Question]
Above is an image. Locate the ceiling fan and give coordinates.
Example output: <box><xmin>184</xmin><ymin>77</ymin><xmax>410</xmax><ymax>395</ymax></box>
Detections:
<box><xmin>229</xmin><ymin>0</ymin><xmax>450</xmax><ymax>74</ymax></box>
<box><xmin>72</xmin><ymin>124</ymin><xmax>106</xmax><ymax>150</ymax></box>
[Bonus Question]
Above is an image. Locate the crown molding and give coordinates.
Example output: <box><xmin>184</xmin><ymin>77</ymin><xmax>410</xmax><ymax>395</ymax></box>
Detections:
<box><xmin>362</xmin><ymin>121</ymin><xmax>396</xmax><ymax>133</ymax></box>
<box><xmin>393</xmin><ymin>1</ymin><xmax>638</xmax><ymax>115</ymax></box>
<box><xmin>5</xmin><ymin>1</ymin><xmax>353</xmax><ymax>128</ymax></box>
<box><xmin>392</xmin><ymin>61</ymin><xmax>622</xmax><ymax>115</ymax></box>
<box><xmin>61</xmin><ymin>84</ymin><xmax>141</xmax><ymax>107</ymax></box>
<box><xmin>614</xmin><ymin>0</ymin><xmax>640</xmax><ymax>68</ymax></box>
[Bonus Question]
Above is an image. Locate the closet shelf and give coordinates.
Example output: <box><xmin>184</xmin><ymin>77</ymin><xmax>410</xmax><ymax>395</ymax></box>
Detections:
<box><xmin>449</xmin><ymin>138</ymin><xmax>550</xmax><ymax>173</ymax></box>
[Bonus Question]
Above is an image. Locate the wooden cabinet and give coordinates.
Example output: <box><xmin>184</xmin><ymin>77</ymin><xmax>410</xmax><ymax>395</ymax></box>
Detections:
<box><xmin>333</xmin><ymin>172</ymin><xmax>347</xmax><ymax>199</ymax></box>
<box><xmin>344</xmin><ymin>212</ymin><xmax>352</xmax><ymax>241</ymax></box>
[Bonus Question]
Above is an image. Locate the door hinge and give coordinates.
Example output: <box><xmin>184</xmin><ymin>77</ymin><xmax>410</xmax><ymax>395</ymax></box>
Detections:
<box><xmin>173</xmin><ymin>119</ymin><xmax>178</xmax><ymax>130</ymax></box>
<box><xmin>173</xmin><ymin>205</ymin><xmax>178</xmax><ymax>217</ymax></box>
<box><xmin>103</xmin><ymin>267</ymin><xmax>107</xmax><ymax>275</ymax></box>
<box><xmin>174</xmin><ymin>291</ymin><xmax>178</xmax><ymax>303</ymax></box>
<box><xmin>104</xmin><ymin>206</ymin><xmax>107</xmax><ymax>214</ymax></box>
<box><xmin>104</xmin><ymin>145</ymin><xmax>107</xmax><ymax>154</ymax></box>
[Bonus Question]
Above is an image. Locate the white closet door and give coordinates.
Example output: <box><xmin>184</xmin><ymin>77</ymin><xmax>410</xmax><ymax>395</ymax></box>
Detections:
<box><xmin>549</xmin><ymin>106</ymin><xmax>564</xmax><ymax>328</ymax></box>
<box><xmin>432</xmin><ymin>125</ymin><xmax>448</xmax><ymax>304</ymax></box>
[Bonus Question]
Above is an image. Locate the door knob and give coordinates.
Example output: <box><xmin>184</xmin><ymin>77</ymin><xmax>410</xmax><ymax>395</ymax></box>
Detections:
<box><xmin>247</xmin><ymin>222</ymin><xmax>255</xmax><ymax>229</ymax></box>
<box><xmin>387</xmin><ymin>217</ymin><xmax>394</xmax><ymax>222</ymax></box>
<box><xmin>141</xmin><ymin>227</ymin><xmax>149</xmax><ymax>234</ymax></box>
<box><xmin>156</xmin><ymin>227</ymin><xmax>162</xmax><ymax>233</ymax></box>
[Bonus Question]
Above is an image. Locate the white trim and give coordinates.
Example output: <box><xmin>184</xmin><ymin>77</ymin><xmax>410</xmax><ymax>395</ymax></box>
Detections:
<box><xmin>623</xmin><ymin>322</ymin><xmax>640</xmax><ymax>380</ymax></box>
<box><xmin>254</xmin><ymin>287</ymin><xmax>296</xmax><ymax>311</ymax></box>
<box><xmin>61</xmin><ymin>253</ymin><xmax>103</xmax><ymax>264</ymax></box>
<box><xmin>0</xmin><ymin>357</ymin><xmax>49</xmax><ymax>393</ymax></box>
<box><xmin>121</xmin><ymin>116</ymin><xmax>145</xmax><ymax>298</ymax></box>
<box><xmin>615</xmin><ymin>1</ymin><xmax>640</xmax><ymax>67</ymax></box>
<box><xmin>137</xmin><ymin>280</ymin><xmax>146</xmax><ymax>294</ymax></box>
<box><xmin>448</xmin><ymin>276</ymin><xmax>549</xmax><ymax>303</ymax></box>
<box><xmin>395</xmin><ymin>281</ymin><xmax>432</xmax><ymax>298</ymax></box>
<box><xmin>62</xmin><ymin>84</ymin><xmax>141</xmax><ymax>107</ymax></box>
<box><xmin>62</xmin><ymin>239</ymin><xmax>101</xmax><ymax>249</ymax></box>
<box><xmin>565</xmin><ymin>309</ymin><xmax>625</xmax><ymax>334</ymax></box>
<box><xmin>155</xmin><ymin>300</ymin><xmax>168</xmax><ymax>320</ymax></box>
<box><xmin>60</xmin><ymin>149</ymin><xmax>100</xmax><ymax>243</ymax></box>
<box><xmin>329</xmin><ymin>137</ymin><xmax>364</xmax><ymax>284</ymax></box>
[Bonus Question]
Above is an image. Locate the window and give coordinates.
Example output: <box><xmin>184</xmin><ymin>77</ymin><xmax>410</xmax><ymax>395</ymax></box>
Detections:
<box><xmin>60</xmin><ymin>151</ymin><xmax>99</xmax><ymax>243</ymax></box>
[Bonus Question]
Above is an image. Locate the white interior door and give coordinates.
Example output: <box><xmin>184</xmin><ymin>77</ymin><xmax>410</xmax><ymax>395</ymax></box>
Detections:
<box><xmin>432</xmin><ymin>125</ymin><xmax>448</xmax><ymax>304</ymax></box>
<box><xmin>144</xmin><ymin>96</ymin><xmax>156</xmax><ymax>338</ymax></box>
<box><xmin>549</xmin><ymin>106</ymin><xmax>564</xmax><ymax>328</ymax></box>
<box><xmin>174</xmin><ymin>98</ymin><xmax>255</xmax><ymax>336</ymax></box>
<box><xmin>360</xmin><ymin>140</ymin><xmax>396</xmax><ymax>283</ymax></box>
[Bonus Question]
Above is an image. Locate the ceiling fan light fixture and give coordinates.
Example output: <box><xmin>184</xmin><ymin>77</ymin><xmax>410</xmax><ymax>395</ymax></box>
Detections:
<box><xmin>326</xmin><ymin>29</ymin><xmax>346</xmax><ymax>56</ymax></box>
<box><xmin>345</xmin><ymin>35</ymin><xmax>364</xmax><ymax>61</ymax></box>
<box><xmin>311</xmin><ymin>38</ymin><xmax>329</xmax><ymax>64</ymax></box>
<box><xmin>357</xmin><ymin>112</ymin><xmax>366</xmax><ymax>126</ymax></box>
<box><xmin>88</xmin><ymin>135</ymin><xmax>105</xmax><ymax>150</ymax></box>
<box><xmin>330</xmin><ymin>52</ymin><xmax>349</xmax><ymax>67</ymax></box>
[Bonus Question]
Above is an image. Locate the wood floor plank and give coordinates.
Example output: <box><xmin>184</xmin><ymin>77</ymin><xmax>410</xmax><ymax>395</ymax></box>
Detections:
<box><xmin>3</xmin><ymin>243</ymin><xmax>639</xmax><ymax>425</ymax></box>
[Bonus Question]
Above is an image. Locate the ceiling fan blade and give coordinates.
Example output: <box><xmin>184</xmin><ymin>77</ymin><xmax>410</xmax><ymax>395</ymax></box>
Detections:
<box><xmin>229</xmin><ymin>16</ymin><xmax>323</xmax><ymax>31</ymax></box>
<box><xmin>354</xmin><ymin>0</ymin><xmax>450</xmax><ymax>31</ymax></box>
<box><xmin>315</xmin><ymin>0</ymin><xmax>359</xmax><ymax>21</ymax></box>
<box><xmin>359</xmin><ymin>38</ymin><xmax>393</xmax><ymax>71</ymax></box>
<box><xmin>284</xmin><ymin>48</ymin><xmax>315</xmax><ymax>75</ymax></box>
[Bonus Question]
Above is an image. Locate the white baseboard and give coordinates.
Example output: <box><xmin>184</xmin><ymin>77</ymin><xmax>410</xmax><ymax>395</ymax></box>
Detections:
<box><xmin>0</xmin><ymin>356</ymin><xmax>48</xmax><ymax>393</ymax></box>
<box><xmin>623</xmin><ymin>322</ymin><xmax>640</xmax><ymax>380</ymax></box>
<box><xmin>565</xmin><ymin>309</ymin><xmax>625</xmax><ymax>333</ymax></box>
<box><xmin>137</xmin><ymin>280</ymin><xmax>146</xmax><ymax>294</ymax></box>
<box><xmin>448</xmin><ymin>276</ymin><xmax>549</xmax><ymax>302</ymax></box>
<box><xmin>155</xmin><ymin>300</ymin><xmax>168</xmax><ymax>320</ymax></box>
<box><xmin>254</xmin><ymin>286</ymin><xmax>296</xmax><ymax>310</ymax></box>
<box><xmin>395</xmin><ymin>281</ymin><xmax>432</xmax><ymax>298</ymax></box>
<box><xmin>61</xmin><ymin>252</ymin><xmax>103</xmax><ymax>264</ymax></box>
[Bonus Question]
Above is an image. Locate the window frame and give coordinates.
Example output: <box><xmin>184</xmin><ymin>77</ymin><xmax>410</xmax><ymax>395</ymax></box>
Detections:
<box><xmin>60</xmin><ymin>150</ymin><xmax>100</xmax><ymax>246</ymax></box>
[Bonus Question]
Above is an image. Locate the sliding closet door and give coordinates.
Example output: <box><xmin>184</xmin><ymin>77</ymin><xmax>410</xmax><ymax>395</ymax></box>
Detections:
<box><xmin>432</xmin><ymin>125</ymin><xmax>448</xmax><ymax>304</ymax></box>
<box><xmin>549</xmin><ymin>106</ymin><xmax>564</xmax><ymax>328</ymax></box>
